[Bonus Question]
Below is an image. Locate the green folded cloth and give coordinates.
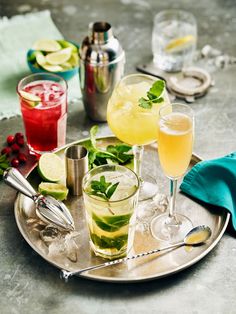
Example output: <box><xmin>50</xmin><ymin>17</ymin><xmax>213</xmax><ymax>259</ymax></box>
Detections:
<box><xmin>180</xmin><ymin>152</ymin><xmax>236</xmax><ymax>231</ymax></box>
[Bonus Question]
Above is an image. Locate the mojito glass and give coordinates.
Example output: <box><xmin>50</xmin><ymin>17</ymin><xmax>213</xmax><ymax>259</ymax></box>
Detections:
<box><xmin>83</xmin><ymin>164</ymin><xmax>139</xmax><ymax>260</ymax></box>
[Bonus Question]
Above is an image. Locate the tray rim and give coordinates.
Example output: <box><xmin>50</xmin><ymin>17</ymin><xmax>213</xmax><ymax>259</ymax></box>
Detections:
<box><xmin>14</xmin><ymin>136</ymin><xmax>230</xmax><ymax>283</ymax></box>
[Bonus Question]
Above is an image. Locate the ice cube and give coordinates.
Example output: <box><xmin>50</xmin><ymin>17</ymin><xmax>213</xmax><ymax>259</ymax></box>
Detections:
<box><xmin>40</xmin><ymin>225</ymin><xmax>61</xmax><ymax>244</ymax></box>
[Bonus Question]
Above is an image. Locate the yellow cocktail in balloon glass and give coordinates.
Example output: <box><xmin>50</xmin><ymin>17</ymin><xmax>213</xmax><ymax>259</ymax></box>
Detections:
<box><xmin>107</xmin><ymin>73</ymin><xmax>170</xmax><ymax>208</ymax></box>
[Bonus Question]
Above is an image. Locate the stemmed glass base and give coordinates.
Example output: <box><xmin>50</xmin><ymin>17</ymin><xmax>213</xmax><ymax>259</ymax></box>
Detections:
<box><xmin>151</xmin><ymin>213</ymin><xmax>193</xmax><ymax>242</ymax></box>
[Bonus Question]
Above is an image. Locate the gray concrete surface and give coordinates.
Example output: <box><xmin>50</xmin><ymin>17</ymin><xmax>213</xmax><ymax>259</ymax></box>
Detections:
<box><xmin>0</xmin><ymin>0</ymin><xmax>236</xmax><ymax>313</ymax></box>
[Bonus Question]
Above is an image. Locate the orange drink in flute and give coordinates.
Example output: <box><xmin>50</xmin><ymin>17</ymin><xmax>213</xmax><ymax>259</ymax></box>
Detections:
<box><xmin>151</xmin><ymin>103</ymin><xmax>194</xmax><ymax>242</ymax></box>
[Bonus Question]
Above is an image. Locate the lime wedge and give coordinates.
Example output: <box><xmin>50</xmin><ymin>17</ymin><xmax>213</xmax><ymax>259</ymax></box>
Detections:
<box><xmin>38</xmin><ymin>182</ymin><xmax>68</xmax><ymax>201</ymax></box>
<box><xmin>41</xmin><ymin>64</ymin><xmax>64</xmax><ymax>72</ymax></box>
<box><xmin>67</xmin><ymin>52</ymin><xmax>79</xmax><ymax>67</ymax></box>
<box><xmin>165</xmin><ymin>35</ymin><xmax>196</xmax><ymax>53</ymax></box>
<box><xmin>57</xmin><ymin>40</ymin><xmax>78</xmax><ymax>53</ymax></box>
<box><xmin>33</xmin><ymin>39</ymin><xmax>61</xmax><ymax>52</ymax></box>
<box><xmin>61</xmin><ymin>62</ymin><xmax>73</xmax><ymax>70</ymax></box>
<box><xmin>38</xmin><ymin>153</ymin><xmax>64</xmax><ymax>182</ymax></box>
<box><xmin>19</xmin><ymin>91</ymin><xmax>41</xmax><ymax>107</ymax></box>
<box><xmin>35</xmin><ymin>51</ymin><xmax>46</xmax><ymax>67</ymax></box>
<box><xmin>45</xmin><ymin>47</ymin><xmax>72</xmax><ymax>65</ymax></box>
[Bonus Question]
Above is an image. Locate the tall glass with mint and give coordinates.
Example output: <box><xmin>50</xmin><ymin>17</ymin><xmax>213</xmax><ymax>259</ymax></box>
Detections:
<box><xmin>82</xmin><ymin>164</ymin><xmax>139</xmax><ymax>260</ymax></box>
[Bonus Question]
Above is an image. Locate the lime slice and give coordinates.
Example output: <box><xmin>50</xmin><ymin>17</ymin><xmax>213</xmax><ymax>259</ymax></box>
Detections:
<box><xmin>35</xmin><ymin>51</ymin><xmax>46</xmax><ymax>67</ymax></box>
<box><xmin>61</xmin><ymin>62</ymin><xmax>73</xmax><ymax>70</ymax></box>
<box><xmin>45</xmin><ymin>47</ymin><xmax>72</xmax><ymax>65</ymax></box>
<box><xmin>57</xmin><ymin>40</ymin><xmax>78</xmax><ymax>53</ymax></box>
<box><xmin>41</xmin><ymin>64</ymin><xmax>64</xmax><ymax>72</ymax></box>
<box><xmin>33</xmin><ymin>39</ymin><xmax>61</xmax><ymax>52</ymax></box>
<box><xmin>38</xmin><ymin>182</ymin><xmax>68</xmax><ymax>201</ymax></box>
<box><xmin>165</xmin><ymin>35</ymin><xmax>196</xmax><ymax>53</ymax></box>
<box><xmin>67</xmin><ymin>52</ymin><xmax>79</xmax><ymax>67</ymax></box>
<box><xmin>19</xmin><ymin>91</ymin><xmax>41</xmax><ymax>107</ymax></box>
<box><xmin>38</xmin><ymin>153</ymin><xmax>64</xmax><ymax>182</ymax></box>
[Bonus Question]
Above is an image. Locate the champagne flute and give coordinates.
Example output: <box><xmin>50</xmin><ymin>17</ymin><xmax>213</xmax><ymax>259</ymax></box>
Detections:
<box><xmin>107</xmin><ymin>74</ymin><xmax>170</xmax><ymax>218</ymax></box>
<box><xmin>151</xmin><ymin>103</ymin><xmax>194</xmax><ymax>242</ymax></box>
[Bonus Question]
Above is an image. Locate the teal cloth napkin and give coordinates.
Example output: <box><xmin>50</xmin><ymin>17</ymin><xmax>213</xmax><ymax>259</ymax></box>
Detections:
<box><xmin>180</xmin><ymin>152</ymin><xmax>236</xmax><ymax>231</ymax></box>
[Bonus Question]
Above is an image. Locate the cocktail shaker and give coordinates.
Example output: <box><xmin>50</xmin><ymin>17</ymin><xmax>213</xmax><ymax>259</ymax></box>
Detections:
<box><xmin>79</xmin><ymin>22</ymin><xmax>125</xmax><ymax>122</ymax></box>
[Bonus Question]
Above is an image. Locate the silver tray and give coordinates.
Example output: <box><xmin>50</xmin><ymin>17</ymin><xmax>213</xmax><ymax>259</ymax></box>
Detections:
<box><xmin>14</xmin><ymin>136</ymin><xmax>230</xmax><ymax>282</ymax></box>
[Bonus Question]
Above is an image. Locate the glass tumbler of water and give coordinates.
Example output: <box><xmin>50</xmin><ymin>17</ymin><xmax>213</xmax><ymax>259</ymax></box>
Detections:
<box><xmin>152</xmin><ymin>10</ymin><xmax>197</xmax><ymax>72</ymax></box>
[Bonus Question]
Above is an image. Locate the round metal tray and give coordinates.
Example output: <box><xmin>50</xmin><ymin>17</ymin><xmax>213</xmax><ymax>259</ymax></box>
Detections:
<box><xmin>14</xmin><ymin>137</ymin><xmax>230</xmax><ymax>282</ymax></box>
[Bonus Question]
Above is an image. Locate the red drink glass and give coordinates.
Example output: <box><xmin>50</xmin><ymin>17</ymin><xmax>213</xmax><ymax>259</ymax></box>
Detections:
<box><xmin>17</xmin><ymin>73</ymin><xmax>68</xmax><ymax>154</ymax></box>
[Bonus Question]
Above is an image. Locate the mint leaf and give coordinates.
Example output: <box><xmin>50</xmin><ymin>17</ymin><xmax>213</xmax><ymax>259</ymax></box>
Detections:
<box><xmin>138</xmin><ymin>80</ymin><xmax>165</xmax><ymax>109</ymax></box>
<box><xmin>89</xmin><ymin>175</ymin><xmax>119</xmax><ymax>201</ymax></box>
<box><xmin>138</xmin><ymin>97</ymin><xmax>152</xmax><ymax>109</ymax></box>
<box><xmin>152</xmin><ymin>97</ymin><xmax>164</xmax><ymax>103</ymax></box>
<box><xmin>106</xmin><ymin>182</ymin><xmax>119</xmax><ymax>199</ymax></box>
<box><xmin>149</xmin><ymin>80</ymin><xmax>165</xmax><ymax>98</ymax></box>
<box><xmin>0</xmin><ymin>154</ymin><xmax>10</xmax><ymax>178</ymax></box>
<box><xmin>82</xmin><ymin>126</ymin><xmax>134</xmax><ymax>169</ymax></box>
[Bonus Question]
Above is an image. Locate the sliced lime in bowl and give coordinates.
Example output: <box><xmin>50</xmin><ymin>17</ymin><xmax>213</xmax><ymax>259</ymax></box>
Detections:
<box><xmin>33</xmin><ymin>39</ymin><xmax>62</xmax><ymax>52</ymax></box>
<box><xmin>45</xmin><ymin>47</ymin><xmax>72</xmax><ymax>65</ymax></box>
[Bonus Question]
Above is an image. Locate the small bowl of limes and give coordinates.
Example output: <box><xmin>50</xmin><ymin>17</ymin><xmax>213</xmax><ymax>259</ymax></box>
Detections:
<box><xmin>27</xmin><ymin>39</ymin><xmax>80</xmax><ymax>80</ymax></box>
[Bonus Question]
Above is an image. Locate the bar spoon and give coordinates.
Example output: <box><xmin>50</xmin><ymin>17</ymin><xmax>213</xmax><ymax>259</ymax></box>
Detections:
<box><xmin>61</xmin><ymin>224</ymin><xmax>212</xmax><ymax>281</ymax></box>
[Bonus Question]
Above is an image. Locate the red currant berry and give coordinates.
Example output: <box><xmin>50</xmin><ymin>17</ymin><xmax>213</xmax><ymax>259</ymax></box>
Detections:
<box><xmin>11</xmin><ymin>158</ymin><xmax>20</xmax><ymax>168</ymax></box>
<box><xmin>16</xmin><ymin>137</ymin><xmax>25</xmax><ymax>147</ymax></box>
<box><xmin>7</xmin><ymin>135</ymin><xmax>15</xmax><ymax>145</ymax></box>
<box><xmin>11</xmin><ymin>143</ymin><xmax>20</xmax><ymax>153</ymax></box>
<box><xmin>18</xmin><ymin>153</ymin><xmax>27</xmax><ymax>163</ymax></box>
<box><xmin>15</xmin><ymin>132</ymin><xmax>24</xmax><ymax>140</ymax></box>
<box><xmin>1</xmin><ymin>147</ymin><xmax>11</xmax><ymax>156</ymax></box>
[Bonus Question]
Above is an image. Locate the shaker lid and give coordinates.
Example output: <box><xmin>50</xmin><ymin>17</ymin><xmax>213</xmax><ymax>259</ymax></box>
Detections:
<box><xmin>80</xmin><ymin>21</ymin><xmax>125</xmax><ymax>65</ymax></box>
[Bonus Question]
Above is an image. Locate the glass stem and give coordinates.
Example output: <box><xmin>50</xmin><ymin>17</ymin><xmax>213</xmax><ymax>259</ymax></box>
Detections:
<box><xmin>133</xmin><ymin>145</ymin><xmax>144</xmax><ymax>181</ymax></box>
<box><xmin>168</xmin><ymin>179</ymin><xmax>179</xmax><ymax>225</ymax></box>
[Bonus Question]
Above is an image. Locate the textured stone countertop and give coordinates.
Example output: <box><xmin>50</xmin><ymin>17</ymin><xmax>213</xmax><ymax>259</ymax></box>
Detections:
<box><xmin>0</xmin><ymin>1</ymin><xmax>236</xmax><ymax>313</ymax></box>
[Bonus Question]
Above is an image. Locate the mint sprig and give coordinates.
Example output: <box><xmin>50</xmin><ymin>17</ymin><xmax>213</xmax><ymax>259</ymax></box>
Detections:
<box><xmin>82</xmin><ymin>126</ymin><xmax>133</xmax><ymax>169</ymax></box>
<box><xmin>89</xmin><ymin>175</ymin><xmax>119</xmax><ymax>201</ymax></box>
<box><xmin>138</xmin><ymin>80</ymin><xmax>165</xmax><ymax>109</ymax></box>
<box><xmin>0</xmin><ymin>154</ymin><xmax>10</xmax><ymax>177</ymax></box>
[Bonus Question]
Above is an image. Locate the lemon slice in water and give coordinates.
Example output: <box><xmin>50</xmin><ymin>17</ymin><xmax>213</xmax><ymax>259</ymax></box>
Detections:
<box><xmin>38</xmin><ymin>153</ymin><xmax>65</xmax><ymax>182</ymax></box>
<box><xmin>165</xmin><ymin>35</ymin><xmax>196</xmax><ymax>53</ymax></box>
<box><xmin>38</xmin><ymin>182</ymin><xmax>68</xmax><ymax>201</ymax></box>
<box><xmin>45</xmin><ymin>47</ymin><xmax>72</xmax><ymax>65</ymax></box>
<box><xmin>33</xmin><ymin>39</ymin><xmax>61</xmax><ymax>52</ymax></box>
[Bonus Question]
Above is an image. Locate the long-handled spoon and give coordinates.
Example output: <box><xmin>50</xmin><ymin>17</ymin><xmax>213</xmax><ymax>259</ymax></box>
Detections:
<box><xmin>60</xmin><ymin>225</ymin><xmax>212</xmax><ymax>281</ymax></box>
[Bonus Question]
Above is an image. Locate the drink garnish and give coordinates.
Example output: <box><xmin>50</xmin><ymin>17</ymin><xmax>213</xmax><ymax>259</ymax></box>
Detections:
<box><xmin>165</xmin><ymin>35</ymin><xmax>196</xmax><ymax>53</ymax></box>
<box><xmin>19</xmin><ymin>90</ymin><xmax>41</xmax><ymax>107</ymax></box>
<box><xmin>89</xmin><ymin>175</ymin><xmax>119</xmax><ymax>202</ymax></box>
<box><xmin>82</xmin><ymin>125</ymin><xmax>134</xmax><ymax>169</ymax></box>
<box><xmin>138</xmin><ymin>80</ymin><xmax>165</xmax><ymax>109</ymax></box>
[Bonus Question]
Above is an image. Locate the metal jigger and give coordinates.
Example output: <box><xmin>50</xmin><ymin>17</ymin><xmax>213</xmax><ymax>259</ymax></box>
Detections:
<box><xmin>3</xmin><ymin>168</ymin><xmax>75</xmax><ymax>231</ymax></box>
<box><xmin>65</xmin><ymin>145</ymin><xmax>88</xmax><ymax>196</ymax></box>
